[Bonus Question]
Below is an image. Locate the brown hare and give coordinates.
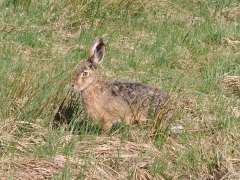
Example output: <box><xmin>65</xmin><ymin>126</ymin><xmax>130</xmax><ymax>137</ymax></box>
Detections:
<box><xmin>72</xmin><ymin>38</ymin><xmax>171</xmax><ymax>130</ymax></box>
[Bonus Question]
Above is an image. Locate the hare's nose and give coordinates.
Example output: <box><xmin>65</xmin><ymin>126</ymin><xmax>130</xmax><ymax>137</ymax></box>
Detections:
<box><xmin>71</xmin><ymin>83</ymin><xmax>76</xmax><ymax>89</ymax></box>
<box><xmin>68</xmin><ymin>83</ymin><xmax>74</xmax><ymax>90</ymax></box>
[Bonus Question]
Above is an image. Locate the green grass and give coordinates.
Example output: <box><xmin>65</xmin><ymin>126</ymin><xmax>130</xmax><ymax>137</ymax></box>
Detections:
<box><xmin>0</xmin><ymin>0</ymin><xmax>240</xmax><ymax>179</ymax></box>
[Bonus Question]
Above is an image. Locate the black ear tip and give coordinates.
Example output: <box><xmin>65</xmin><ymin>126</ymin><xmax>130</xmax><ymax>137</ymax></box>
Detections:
<box><xmin>95</xmin><ymin>38</ymin><xmax>105</xmax><ymax>46</ymax></box>
<box><xmin>95</xmin><ymin>38</ymin><xmax>105</xmax><ymax>52</ymax></box>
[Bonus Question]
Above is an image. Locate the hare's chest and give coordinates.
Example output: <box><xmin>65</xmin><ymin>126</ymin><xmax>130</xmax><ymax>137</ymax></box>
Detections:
<box><xmin>82</xmin><ymin>91</ymin><xmax>108</xmax><ymax>120</ymax></box>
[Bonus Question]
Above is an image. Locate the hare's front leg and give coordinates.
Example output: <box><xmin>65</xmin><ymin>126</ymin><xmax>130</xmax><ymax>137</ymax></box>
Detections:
<box><xmin>101</xmin><ymin>113</ymin><xmax>121</xmax><ymax>130</ymax></box>
<box><xmin>102</xmin><ymin>121</ymin><xmax>114</xmax><ymax>130</ymax></box>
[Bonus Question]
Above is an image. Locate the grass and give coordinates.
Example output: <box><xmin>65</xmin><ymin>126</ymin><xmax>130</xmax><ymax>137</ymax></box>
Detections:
<box><xmin>0</xmin><ymin>0</ymin><xmax>240</xmax><ymax>179</ymax></box>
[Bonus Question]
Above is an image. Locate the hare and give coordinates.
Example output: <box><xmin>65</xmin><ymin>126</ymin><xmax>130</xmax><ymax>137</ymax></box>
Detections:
<box><xmin>71</xmin><ymin>38</ymin><xmax>171</xmax><ymax>130</ymax></box>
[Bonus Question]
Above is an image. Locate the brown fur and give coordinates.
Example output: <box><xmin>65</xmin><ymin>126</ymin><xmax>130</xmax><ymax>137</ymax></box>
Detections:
<box><xmin>72</xmin><ymin>38</ymin><xmax>170</xmax><ymax>130</ymax></box>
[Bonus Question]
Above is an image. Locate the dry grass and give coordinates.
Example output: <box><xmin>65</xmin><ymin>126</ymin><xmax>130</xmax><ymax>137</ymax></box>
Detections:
<box><xmin>0</xmin><ymin>135</ymin><xmax>165</xmax><ymax>179</ymax></box>
<box><xmin>1</xmin><ymin>129</ymin><xmax>240</xmax><ymax>179</ymax></box>
<box><xmin>222</xmin><ymin>5</ymin><xmax>240</xmax><ymax>22</ymax></box>
<box><xmin>68</xmin><ymin>136</ymin><xmax>162</xmax><ymax>179</ymax></box>
<box><xmin>0</xmin><ymin>156</ymin><xmax>65</xmax><ymax>180</ymax></box>
<box><xmin>223</xmin><ymin>75</ymin><xmax>240</xmax><ymax>96</ymax></box>
<box><xmin>0</xmin><ymin>119</ymin><xmax>47</xmax><ymax>154</ymax></box>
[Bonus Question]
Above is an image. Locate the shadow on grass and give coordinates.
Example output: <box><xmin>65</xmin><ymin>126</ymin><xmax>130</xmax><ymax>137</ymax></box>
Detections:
<box><xmin>52</xmin><ymin>90</ymin><xmax>102</xmax><ymax>136</ymax></box>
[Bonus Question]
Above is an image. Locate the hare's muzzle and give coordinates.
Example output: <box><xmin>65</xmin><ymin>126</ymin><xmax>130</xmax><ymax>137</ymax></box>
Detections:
<box><xmin>70</xmin><ymin>83</ymin><xmax>83</xmax><ymax>93</ymax></box>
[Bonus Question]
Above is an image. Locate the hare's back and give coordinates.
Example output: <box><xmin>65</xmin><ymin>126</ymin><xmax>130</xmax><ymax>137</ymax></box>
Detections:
<box><xmin>110</xmin><ymin>81</ymin><xmax>168</xmax><ymax>108</ymax></box>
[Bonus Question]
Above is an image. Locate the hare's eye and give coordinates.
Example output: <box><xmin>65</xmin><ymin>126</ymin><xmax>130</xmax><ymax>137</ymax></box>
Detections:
<box><xmin>82</xmin><ymin>71</ymin><xmax>89</xmax><ymax>77</ymax></box>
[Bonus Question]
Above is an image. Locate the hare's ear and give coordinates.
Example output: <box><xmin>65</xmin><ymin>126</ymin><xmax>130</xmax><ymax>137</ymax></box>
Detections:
<box><xmin>88</xmin><ymin>38</ymin><xmax>105</xmax><ymax>65</ymax></box>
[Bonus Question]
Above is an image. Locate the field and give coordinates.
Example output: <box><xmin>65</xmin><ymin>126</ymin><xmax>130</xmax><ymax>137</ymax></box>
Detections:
<box><xmin>0</xmin><ymin>0</ymin><xmax>240</xmax><ymax>179</ymax></box>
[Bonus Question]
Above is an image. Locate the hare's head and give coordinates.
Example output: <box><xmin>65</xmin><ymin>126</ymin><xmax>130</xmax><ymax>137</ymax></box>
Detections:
<box><xmin>72</xmin><ymin>38</ymin><xmax>105</xmax><ymax>92</ymax></box>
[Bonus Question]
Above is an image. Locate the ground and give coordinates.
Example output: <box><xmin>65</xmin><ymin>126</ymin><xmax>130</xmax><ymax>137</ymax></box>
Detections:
<box><xmin>0</xmin><ymin>0</ymin><xmax>240</xmax><ymax>179</ymax></box>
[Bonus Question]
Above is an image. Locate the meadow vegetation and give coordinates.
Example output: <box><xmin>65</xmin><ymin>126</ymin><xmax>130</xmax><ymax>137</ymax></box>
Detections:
<box><xmin>0</xmin><ymin>0</ymin><xmax>240</xmax><ymax>179</ymax></box>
